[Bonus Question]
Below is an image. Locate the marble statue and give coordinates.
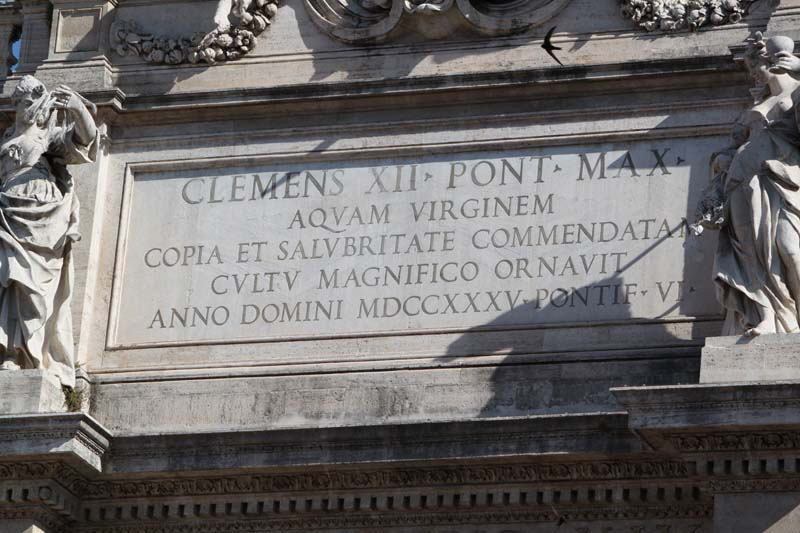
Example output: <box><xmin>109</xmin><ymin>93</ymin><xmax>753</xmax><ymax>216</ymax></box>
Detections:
<box><xmin>0</xmin><ymin>76</ymin><xmax>98</xmax><ymax>387</ymax></box>
<box><xmin>694</xmin><ymin>33</ymin><xmax>800</xmax><ymax>336</ymax></box>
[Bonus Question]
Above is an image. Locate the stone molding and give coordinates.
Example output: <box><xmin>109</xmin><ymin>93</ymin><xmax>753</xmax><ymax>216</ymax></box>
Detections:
<box><xmin>71</xmin><ymin>460</ymin><xmax>693</xmax><ymax>499</ymax></box>
<box><xmin>0</xmin><ymin>454</ymin><xmax>714</xmax><ymax>531</ymax></box>
<box><xmin>0</xmin><ymin>476</ymin><xmax>82</xmax><ymax>531</ymax></box>
<box><xmin>670</xmin><ymin>431</ymin><xmax>800</xmax><ymax>452</ymax></box>
<box><xmin>71</xmin><ymin>505</ymin><xmax>713</xmax><ymax>532</ymax></box>
<box><xmin>611</xmin><ymin>382</ymin><xmax>800</xmax><ymax>430</ymax></box>
<box><xmin>14</xmin><ymin>404</ymin><xmax>800</xmax><ymax>531</ymax></box>
<box><xmin>710</xmin><ymin>477</ymin><xmax>800</xmax><ymax>493</ymax></box>
<box><xmin>7</xmin><ymin>385</ymin><xmax>800</xmax><ymax>531</ymax></box>
<box><xmin>0</xmin><ymin>414</ymin><xmax>111</xmax><ymax>473</ymax></box>
<box><xmin>0</xmin><ymin>508</ymin><xmax>68</xmax><ymax>532</ymax></box>
<box><xmin>103</xmin><ymin>413</ymin><xmax>638</xmax><ymax>473</ymax></box>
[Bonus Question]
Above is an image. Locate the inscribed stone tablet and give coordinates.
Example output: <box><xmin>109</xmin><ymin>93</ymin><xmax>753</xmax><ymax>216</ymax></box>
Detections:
<box><xmin>110</xmin><ymin>138</ymin><xmax>720</xmax><ymax>348</ymax></box>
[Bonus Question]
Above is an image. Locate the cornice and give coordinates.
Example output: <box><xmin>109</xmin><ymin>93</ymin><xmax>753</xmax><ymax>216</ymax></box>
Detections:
<box><xmin>670</xmin><ymin>430</ymin><xmax>800</xmax><ymax>453</ymax></box>
<box><xmin>612</xmin><ymin>382</ymin><xmax>800</xmax><ymax>419</ymax></box>
<box><xmin>0</xmin><ymin>413</ymin><xmax>112</xmax><ymax>473</ymax></box>
<box><xmin>72</xmin><ymin>459</ymin><xmax>693</xmax><ymax>500</ymax></box>
<box><xmin>105</xmin><ymin>412</ymin><xmax>639</xmax><ymax>474</ymax></box>
<box><xmin>0</xmin><ymin>55</ymin><xmax>748</xmax><ymax>122</ymax></box>
<box><xmin>71</xmin><ymin>505</ymin><xmax>714</xmax><ymax>532</ymax></box>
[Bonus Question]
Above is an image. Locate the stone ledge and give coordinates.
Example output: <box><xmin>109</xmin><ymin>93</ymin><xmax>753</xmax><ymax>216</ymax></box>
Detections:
<box><xmin>106</xmin><ymin>412</ymin><xmax>637</xmax><ymax>474</ymax></box>
<box><xmin>611</xmin><ymin>382</ymin><xmax>800</xmax><ymax>453</ymax></box>
<box><xmin>0</xmin><ymin>413</ymin><xmax>111</xmax><ymax>473</ymax></box>
<box><xmin>0</xmin><ymin>371</ymin><xmax>66</xmax><ymax>416</ymax></box>
<box><xmin>612</xmin><ymin>382</ymin><xmax>800</xmax><ymax>423</ymax></box>
<box><xmin>700</xmin><ymin>333</ymin><xmax>800</xmax><ymax>384</ymax></box>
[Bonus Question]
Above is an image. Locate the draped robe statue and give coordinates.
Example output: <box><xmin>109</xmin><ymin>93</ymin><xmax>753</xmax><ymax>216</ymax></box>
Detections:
<box><xmin>0</xmin><ymin>76</ymin><xmax>98</xmax><ymax>387</ymax></box>
<box><xmin>694</xmin><ymin>34</ymin><xmax>800</xmax><ymax>337</ymax></box>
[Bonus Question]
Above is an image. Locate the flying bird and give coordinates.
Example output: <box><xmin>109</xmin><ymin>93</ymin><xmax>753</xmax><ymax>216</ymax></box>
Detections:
<box><xmin>542</xmin><ymin>26</ymin><xmax>563</xmax><ymax>66</ymax></box>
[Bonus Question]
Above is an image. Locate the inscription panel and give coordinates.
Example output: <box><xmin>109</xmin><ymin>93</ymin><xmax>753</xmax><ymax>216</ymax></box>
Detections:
<box><xmin>111</xmin><ymin>138</ymin><xmax>721</xmax><ymax>348</ymax></box>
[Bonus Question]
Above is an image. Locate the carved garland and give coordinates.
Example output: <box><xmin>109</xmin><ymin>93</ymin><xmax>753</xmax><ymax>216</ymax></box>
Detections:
<box><xmin>619</xmin><ymin>0</ymin><xmax>775</xmax><ymax>32</ymax></box>
<box><xmin>110</xmin><ymin>0</ymin><xmax>279</xmax><ymax>65</ymax></box>
<box><xmin>109</xmin><ymin>0</ymin><xmax>779</xmax><ymax>65</ymax></box>
<box><xmin>111</xmin><ymin>0</ymin><xmax>573</xmax><ymax>63</ymax></box>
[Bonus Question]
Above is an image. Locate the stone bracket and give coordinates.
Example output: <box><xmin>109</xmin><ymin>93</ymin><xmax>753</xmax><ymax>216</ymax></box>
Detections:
<box><xmin>0</xmin><ymin>413</ymin><xmax>111</xmax><ymax>473</ymax></box>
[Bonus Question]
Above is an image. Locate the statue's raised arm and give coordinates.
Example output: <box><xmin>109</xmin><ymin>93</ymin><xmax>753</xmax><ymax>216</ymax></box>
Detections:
<box><xmin>0</xmin><ymin>76</ymin><xmax>98</xmax><ymax>388</ymax></box>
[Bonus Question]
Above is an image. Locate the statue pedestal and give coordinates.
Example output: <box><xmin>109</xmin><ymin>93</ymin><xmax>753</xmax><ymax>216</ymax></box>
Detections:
<box><xmin>700</xmin><ymin>333</ymin><xmax>800</xmax><ymax>384</ymax></box>
<box><xmin>615</xmin><ymin>332</ymin><xmax>800</xmax><ymax>533</ymax></box>
<box><xmin>0</xmin><ymin>370</ymin><xmax>65</xmax><ymax>415</ymax></box>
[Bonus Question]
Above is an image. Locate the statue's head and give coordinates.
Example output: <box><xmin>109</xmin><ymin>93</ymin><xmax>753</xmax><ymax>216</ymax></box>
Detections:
<box><xmin>11</xmin><ymin>76</ymin><xmax>50</xmax><ymax>127</ymax></box>
<box><xmin>765</xmin><ymin>35</ymin><xmax>795</xmax><ymax>64</ymax></box>
<box><xmin>744</xmin><ymin>32</ymin><xmax>797</xmax><ymax>85</ymax></box>
<box><xmin>12</xmin><ymin>76</ymin><xmax>46</xmax><ymax>108</ymax></box>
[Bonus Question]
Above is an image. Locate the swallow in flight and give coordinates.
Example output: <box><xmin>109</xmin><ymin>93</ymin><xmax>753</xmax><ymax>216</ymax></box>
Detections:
<box><xmin>542</xmin><ymin>26</ymin><xmax>563</xmax><ymax>66</ymax></box>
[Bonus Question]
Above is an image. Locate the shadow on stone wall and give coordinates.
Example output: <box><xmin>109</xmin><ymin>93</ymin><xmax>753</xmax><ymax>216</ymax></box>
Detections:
<box><xmin>440</xmin><ymin>228</ymin><xmax>711</xmax><ymax>418</ymax></box>
<box><xmin>280</xmin><ymin>1</ymin><xmax>566</xmax><ymax>82</ymax></box>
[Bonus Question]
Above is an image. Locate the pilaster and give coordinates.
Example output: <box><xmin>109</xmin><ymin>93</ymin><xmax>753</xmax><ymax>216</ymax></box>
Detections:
<box><xmin>0</xmin><ymin>3</ymin><xmax>22</xmax><ymax>85</ymax></box>
<box><xmin>16</xmin><ymin>0</ymin><xmax>50</xmax><ymax>74</ymax></box>
<box><xmin>47</xmin><ymin>0</ymin><xmax>117</xmax><ymax>61</ymax></box>
<box><xmin>613</xmin><ymin>354</ymin><xmax>800</xmax><ymax>533</ymax></box>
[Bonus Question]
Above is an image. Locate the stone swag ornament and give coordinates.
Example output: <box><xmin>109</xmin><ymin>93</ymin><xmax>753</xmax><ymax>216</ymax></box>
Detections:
<box><xmin>111</xmin><ymin>0</ymin><xmax>572</xmax><ymax>63</ymax></box>
<box><xmin>112</xmin><ymin>0</ymin><xmax>279</xmax><ymax>65</ymax></box>
<box><xmin>620</xmin><ymin>0</ymin><xmax>778</xmax><ymax>33</ymax></box>
<box><xmin>0</xmin><ymin>76</ymin><xmax>98</xmax><ymax>387</ymax></box>
<box><xmin>692</xmin><ymin>33</ymin><xmax>800</xmax><ymax>337</ymax></box>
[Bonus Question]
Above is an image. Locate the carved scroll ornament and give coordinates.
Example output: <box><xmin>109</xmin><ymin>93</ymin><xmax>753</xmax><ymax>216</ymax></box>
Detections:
<box><xmin>304</xmin><ymin>0</ymin><xmax>573</xmax><ymax>43</ymax></box>
<box><xmin>111</xmin><ymin>0</ymin><xmax>572</xmax><ymax>64</ymax></box>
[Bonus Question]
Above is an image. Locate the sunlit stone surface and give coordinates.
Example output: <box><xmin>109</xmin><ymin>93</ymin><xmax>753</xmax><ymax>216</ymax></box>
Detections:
<box><xmin>0</xmin><ymin>0</ymin><xmax>799</xmax><ymax>531</ymax></box>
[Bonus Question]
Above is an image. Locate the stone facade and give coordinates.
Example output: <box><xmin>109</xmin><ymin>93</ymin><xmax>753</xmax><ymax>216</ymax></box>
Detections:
<box><xmin>1</xmin><ymin>0</ymin><xmax>800</xmax><ymax>531</ymax></box>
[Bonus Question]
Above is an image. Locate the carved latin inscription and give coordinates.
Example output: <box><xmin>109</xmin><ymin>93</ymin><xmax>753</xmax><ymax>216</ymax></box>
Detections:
<box><xmin>111</xmin><ymin>139</ymin><xmax>722</xmax><ymax>348</ymax></box>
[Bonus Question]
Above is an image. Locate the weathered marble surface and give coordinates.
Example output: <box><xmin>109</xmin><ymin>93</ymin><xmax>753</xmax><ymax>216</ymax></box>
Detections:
<box><xmin>22</xmin><ymin>0</ymin><xmax>789</xmax><ymax>95</ymax></box>
<box><xmin>1</xmin><ymin>2</ymin><xmax>798</xmax><ymax>531</ymax></box>
<box><xmin>700</xmin><ymin>333</ymin><xmax>800</xmax><ymax>383</ymax></box>
<box><xmin>613</xmin><ymin>379</ymin><xmax>800</xmax><ymax>532</ymax></box>
<box><xmin>111</xmin><ymin>138</ymin><xmax>719</xmax><ymax>348</ymax></box>
<box><xmin>91</xmin><ymin>356</ymin><xmax>699</xmax><ymax>434</ymax></box>
<box><xmin>0</xmin><ymin>370</ymin><xmax>64</xmax><ymax>414</ymax></box>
